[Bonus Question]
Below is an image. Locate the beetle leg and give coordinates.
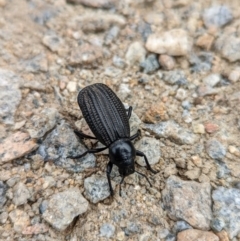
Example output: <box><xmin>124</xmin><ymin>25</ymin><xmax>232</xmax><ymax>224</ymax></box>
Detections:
<box><xmin>127</xmin><ymin>106</ymin><xmax>133</xmax><ymax>119</ymax></box>
<box><xmin>106</xmin><ymin>161</ymin><xmax>114</xmax><ymax>196</ymax></box>
<box><xmin>119</xmin><ymin>176</ymin><xmax>125</xmax><ymax>197</ymax></box>
<box><xmin>67</xmin><ymin>146</ymin><xmax>107</xmax><ymax>159</ymax></box>
<box><xmin>136</xmin><ymin>150</ymin><xmax>158</xmax><ymax>174</ymax></box>
<box><xmin>74</xmin><ymin>130</ymin><xmax>97</xmax><ymax>140</ymax></box>
<box><xmin>129</xmin><ymin>129</ymin><xmax>141</xmax><ymax>141</ymax></box>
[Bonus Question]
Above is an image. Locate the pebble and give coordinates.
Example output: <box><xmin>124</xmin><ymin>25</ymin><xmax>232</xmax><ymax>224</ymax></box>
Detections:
<box><xmin>66</xmin><ymin>0</ymin><xmax>117</xmax><ymax>9</ymax></box>
<box><xmin>129</xmin><ymin>110</ymin><xmax>142</xmax><ymax>136</ymax></box>
<box><xmin>125</xmin><ymin>41</ymin><xmax>146</xmax><ymax>66</ymax></box>
<box><xmin>113</xmin><ymin>55</ymin><xmax>126</xmax><ymax>69</ymax></box>
<box><xmin>69</xmin><ymin>44</ymin><xmax>102</xmax><ymax>68</ymax></box>
<box><xmin>189</xmin><ymin>52</ymin><xmax>213</xmax><ymax>73</ymax></box>
<box><xmin>137</xmin><ymin>21</ymin><xmax>152</xmax><ymax>42</ymax></box>
<box><xmin>143</xmin><ymin>102</ymin><xmax>166</xmax><ymax>123</ymax></box>
<box><xmin>140</xmin><ymin>54</ymin><xmax>160</xmax><ymax>74</ymax></box>
<box><xmin>182</xmin><ymin>100</ymin><xmax>191</xmax><ymax>110</ymax></box>
<box><xmin>9</xmin><ymin>209</ymin><xmax>30</xmax><ymax>233</ymax></box>
<box><xmin>192</xmin><ymin>123</ymin><xmax>205</xmax><ymax>134</ymax></box>
<box><xmin>42</xmin><ymin>33</ymin><xmax>64</xmax><ymax>53</ymax></box>
<box><xmin>196</xmin><ymin>33</ymin><xmax>214</xmax><ymax>50</ymax></box>
<box><xmin>146</xmin><ymin>29</ymin><xmax>192</xmax><ymax>56</ymax></box>
<box><xmin>212</xmin><ymin>187</ymin><xmax>240</xmax><ymax>239</ymax></box>
<box><xmin>228</xmin><ymin>67</ymin><xmax>240</xmax><ymax>82</ymax></box>
<box><xmin>66</xmin><ymin>81</ymin><xmax>77</xmax><ymax>92</ymax></box>
<box><xmin>204</xmin><ymin>123</ymin><xmax>219</xmax><ymax>134</ymax></box>
<box><xmin>163</xmin><ymin>70</ymin><xmax>188</xmax><ymax>86</ymax></box>
<box><xmin>216</xmin><ymin>35</ymin><xmax>240</xmax><ymax>62</ymax></box>
<box><xmin>0</xmin><ymin>211</ymin><xmax>8</xmax><ymax>224</ymax></box>
<box><xmin>23</xmin><ymin>53</ymin><xmax>48</xmax><ymax>73</ymax></box>
<box><xmin>22</xmin><ymin>223</ymin><xmax>48</xmax><ymax>235</ymax></box>
<box><xmin>6</xmin><ymin>176</ymin><xmax>20</xmax><ymax>187</ymax></box>
<box><xmin>144</xmin><ymin>121</ymin><xmax>197</xmax><ymax>145</ymax></box>
<box><xmin>117</xmin><ymin>83</ymin><xmax>131</xmax><ymax>100</ymax></box>
<box><xmin>135</xmin><ymin>137</ymin><xmax>160</xmax><ymax>167</ymax></box>
<box><xmin>228</xmin><ymin>146</ymin><xmax>240</xmax><ymax>157</ymax></box>
<box><xmin>0</xmin><ymin>181</ymin><xmax>7</xmax><ymax>209</ymax></box>
<box><xmin>100</xmin><ymin>223</ymin><xmax>115</xmax><ymax>238</ymax></box>
<box><xmin>105</xmin><ymin>26</ymin><xmax>120</xmax><ymax>45</ymax></box>
<box><xmin>26</xmin><ymin>108</ymin><xmax>59</xmax><ymax>139</ymax></box>
<box><xmin>177</xmin><ymin>229</ymin><xmax>219</xmax><ymax>241</ymax></box>
<box><xmin>197</xmin><ymin>85</ymin><xmax>218</xmax><ymax>97</ymax></box>
<box><xmin>38</xmin><ymin>121</ymin><xmax>96</xmax><ymax>172</ymax></box>
<box><xmin>202</xmin><ymin>73</ymin><xmax>221</xmax><ymax>87</ymax></box>
<box><xmin>0</xmin><ymin>132</ymin><xmax>38</xmax><ymax>164</ymax></box>
<box><xmin>215</xmin><ymin>230</ymin><xmax>229</xmax><ymax>241</ymax></box>
<box><xmin>0</xmin><ymin>69</ymin><xmax>22</xmax><ymax>124</ymax></box>
<box><xmin>162</xmin><ymin>176</ymin><xmax>212</xmax><ymax>230</ymax></box>
<box><xmin>42</xmin><ymin>188</ymin><xmax>88</xmax><ymax>231</ymax></box>
<box><xmin>159</xmin><ymin>55</ymin><xmax>176</xmax><ymax>70</ymax></box>
<box><xmin>175</xmin><ymin>88</ymin><xmax>187</xmax><ymax>101</ymax></box>
<box><xmin>206</xmin><ymin>139</ymin><xmax>226</xmax><ymax>160</ymax></box>
<box><xmin>173</xmin><ymin>220</ymin><xmax>192</xmax><ymax>233</ymax></box>
<box><xmin>203</xmin><ymin>6</ymin><xmax>233</xmax><ymax>28</ymax></box>
<box><xmin>84</xmin><ymin>175</ymin><xmax>116</xmax><ymax>203</ymax></box>
<box><xmin>12</xmin><ymin>182</ymin><xmax>31</xmax><ymax>206</ymax></box>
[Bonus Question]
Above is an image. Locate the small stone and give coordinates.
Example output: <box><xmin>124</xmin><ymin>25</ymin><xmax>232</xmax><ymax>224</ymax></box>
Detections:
<box><xmin>117</xmin><ymin>83</ymin><xmax>130</xmax><ymax>100</ymax></box>
<box><xmin>159</xmin><ymin>55</ymin><xmax>176</xmax><ymax>70</ymax></box>
<box><xmin>135</xmin><ymin>137</ymin><xmax>160</xmax><ymax>167</ymax></box>
<box><xmin>189</xmin><ymin>52</ymin><xmax>213</xmax><ymax>73</ymax></box>
<box><xmin>6</xmin><ymin>176</ymin><xmax>20</xmax><ymax>187</ymax></box>
<box><xmin>22</xmin><ymin>223</ymin><xmax>48</xmax><ymax>235</ymax></box>
<box><xmin>66</xmin><ymin>0</ymin><xmax>117</xmax><ymax>9</ymax></box>
<box><xmin>196</xmin><ymin>33</ymin><xmax>214</xmax><ymax>50</ymax></box>
<box><xmin>175</xmin><ymin>88</ymin><xmax>187</xmax><ymax>101</ymax></box>
<box><xmin>105</xmin><ymin>26</ymin><xmax>120</xmax><ymax>45</ymax></box>
<box><xmin>0</xmin><ymin>181</ymin><xmax>7</xmax><ymax>209</ymax></box>
<box><xmin>212</xmin><ymin>187</ymin><xmax>240</xmax><ymax>239</ymax></box>
<box><xmin>42</xmin><ymin>33</ymin><xmax>64</xmax><ymax>53</ymax></box>
<box><xmin>228</xmin><ymin>67</ymin><xmax>240</xmax><ymax>82</ymax></box>
<box><xmin>182</xmin><ymin>100</ymin><xmax>191</xmax><ymax>110</ymax></box>
<box><xmin>113</xmin><ymin>55</ymin><xmax>126</xmax><ymax>69</ymax></box>
<box><xmin>67</xmin><ymin>81</ymin><xmax>77</xmax><ymax>92</ymax></box>
<box><xmin>191</xmin><ymin>156</ymin><xmax>202</xmax><ymax>167</ymax></box>
<box><xmin>42</xmin><ymin>176</ymin><xmax>56</xmax><ymax>189</ymax></box>
<box><xmin>162</xmin><ymin>176</ymin><xmax>212</xmax><ymax>230</ymax></box>
<box><xmin>9</xmin><ymin>209</ymin><xmax>30</xmax><ymax>233</ymax></box>
<box><xmin>26</xmin><ymin>108</ymin><xmax>59</xmax><ymax>139</ymax></box>
<box><xmin>0</xmin><ymin>132</ymin><xmax>38</xmax><ymax>164</ymax></box>
<box><xmin>184</xmin><ymin>167</ymin><xmax>201</xmax><ymax>180</ymax></box>
<box><xmin>12</xmin><ymin>182</ymin><xmax>31</xmax><ymax>206</ymax></box>
<box><xmin>215</xmin><ymin>230</ymin><xmax>229</xmax><ymax>241</ymax></box>
<box><xmin>192</xmin><ymin>123</ymin><xmax>205</xmax><ymax>134</ymax></box>
<box><xmin>228</xmin><ymin>146</ymin><xmax>240</xmax><ymax>157</ymax></box>
<box><xmin>69</xmin><ymin>44</ymin><xmax>102</xmax><ymax>68</ymax></box>
<box><xmin>143</xmin><ymin>102</ymin><xmax>166</xmax><ymax>123</ymax></box>
<box><xmin>116</xmin><ymin>231</ymin><xmax>125</xmax><ymax>240</ymax></box>
<box><xmin>202</xmin><ymin>73</ymin><xmax>221</xmax><ymax>87</ymax></box>
<box><xmin>173</xmin><ymin>221</ymin><xmax>192</xmax><ymax>233</ymax></box>
<box><xmin>31</xmin><ymin>154</ymin><xmax>44</xmax><ymax>170</ymax></box>
<box><xmin>163</xmin><ymin>70</ymin><xmax>188</xmax><ymax>86</ymax></box>
<box><xmin>177</xmin><ymin>229</ymin><xmax>219</xmax><ymax>241</ymax></box>
<box><xmin>0</xmin><ymin>69</ymin><xmax>22</xmax><ymax>124</ymax></box>
<box><xmin>42</xmin><ymin>188</ymin><xmax>88</xmax><ymax>231</ymax></box>
<box><xmin>144</xmin><ymin>121</ymin><xmax>197</xmax><ymax>145</ymax></box>
<box><xmin>125</xmin><ymin>42</ymin><xmax>146</xmax><ymax>66</ymax></box>
<box><xmin>146</xmin><ymin>29</ymin><xmax>193</xmax><ymax>56</ymax></box>
<box><xmin>197</xmin><ymin>85</ymin><xmax>218</xmax><ymax>97</ymax></box>
<box><xmin>84</xmin><ymin>175</ymin><xmax>116</xmax><ymax>203</ymax></box>
<box><xmin>129</xmin><ymin>110</ymin><xmax>142</xmax><ymax>136</ymax></box>
<box><xmin>204</xmin><ymin>123</ymin><xmax>219</xmax><ymax>133</ymax></box>
<box><xmin>140</xmin><ymin>54</ymin><xmax>160</xmax><ymax>74</ymax></box>
<box><xmin>23</xmin><ymin>53</ymin><xmax>48</xmax><ymax>73</ymax></box>
<box><xmin>203</xmin><ymin>6</ymin><xmax>232</xmax><ymax>28</ymax></box>
<box><xmin>206</xmin><ymin>139</ymin><xmax>226</xmax><ymax>160</ymax></box>
<box><xmin>0</xmin><ymin>212</ymin><xmax>8</xmax><ymax>224</ymax></box>
<box><xmin>211</xmin><ymin>218</ymin><xmax>225</xmax><ymax>232</ymax></box>
<box><xmin>100</xmin><ymin>223</ymin><xmax>115</xmax><ymax>238</ymax></box>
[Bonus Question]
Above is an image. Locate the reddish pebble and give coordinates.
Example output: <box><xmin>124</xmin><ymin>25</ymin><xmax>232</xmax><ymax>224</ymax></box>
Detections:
<box><xmin>159</xmin><ymin>54</ymin><xmax>176</xmax><ymax>70</ymax></box>
<box><xmin>204</xmin><ymin>123</ymin><xmax>219</xmax><ymax>133</ymax></box>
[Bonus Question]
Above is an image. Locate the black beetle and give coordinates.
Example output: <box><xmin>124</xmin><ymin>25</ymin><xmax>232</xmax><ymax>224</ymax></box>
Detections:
<box><xmin>68</xmin><ymin>83</ymin><xmax>157</xmax><ymax>195</ymax></box>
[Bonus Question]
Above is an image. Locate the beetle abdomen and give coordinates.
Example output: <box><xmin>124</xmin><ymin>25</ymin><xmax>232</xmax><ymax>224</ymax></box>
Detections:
<box><xmin>78</xmin><ymin>83</ymin><xmax>130</xmax><ymax>146</ymax></box>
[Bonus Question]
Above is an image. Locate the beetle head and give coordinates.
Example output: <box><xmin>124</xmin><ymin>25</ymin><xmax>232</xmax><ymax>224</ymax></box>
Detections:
<box><xmin>109</xmin><ymin>139</ymin><xmax>136</xmax><ymax>177</ymax></box>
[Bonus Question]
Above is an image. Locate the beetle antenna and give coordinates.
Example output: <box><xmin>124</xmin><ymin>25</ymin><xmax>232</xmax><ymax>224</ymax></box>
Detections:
<box><xmin>135</xmin><ymin>171</ymin><xmax>152</xmax><ymax>187</ymax></box>
<box><xmin>119</xmin><ymin>176</ymin><xmax>125</xmax><ymax>196</ymax></box>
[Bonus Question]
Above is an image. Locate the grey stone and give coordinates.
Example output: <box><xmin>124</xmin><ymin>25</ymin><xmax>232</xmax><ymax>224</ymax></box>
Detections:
<box><xmin>6</xmin><ymin>176</ymin><xmax>20</xmax><ymax>187</ymax></box>
<box><xmin>0</xmin><ymin>69</ymin><xmax>22</xmax><ymax>124</ymax></box>
<box><xmin>125</xmin><ymin>222</ymin><xmax>141</xmax><ymax>235</ymax></box>
<box><xmin>189</xmin><ymin>52</ymin><xmax>213</xmax><ymax>73</ymax></box>
<box><xmin>163</xmin><ymin>70</ymin><xmax>188</xmax><ymax>86</ymax></box>
<box><xmin>22</xmin><ymin>53</ymin><xmax>48</xmax><ymax>73</ymax></box>
<box><xmin>26</xmin><ymin>108</ymin><xmax>59</xmax><ymax>139</ymax></box>
<box><xmin>173</xmin><ymin>220</ymin><xmax>192</xmax><ymax>233</ymax></box>
<box><xmin>135</xmin><ymin>137</ymin><xmax>160</xmax><ymax>167</ymax></box>
<box><xmin>0</xmin><ymin>211</ymin><xmax>8</xmax><ymax>224</ymax></box>
<box><xmin>125</xmin><ymin>42</ymin><xmax>146</xmax><ymax>66</ymax></box>
<box><xmin>42</xmin><ymin>33</ymin><xmax>64</xmax><ymax>53</ymax></box>
<box><xmin>105</xmin><ymin>26</ymin><xmax>120</xmax><ymax>45</ymax></box>
<box><xmin>84</xmin><ymin>174</ymin><xmax>116</xmax><ymax>203</ymax></box>
<box><xmin>38</xmin><ymin>121</ymin><xmax>96</xmax><ymax>172</ymax></box>
<box><xmin>100</xmin><ymin>223</ymin><xmax>115</xmax><ymax>238</ymax></box>
<box><xmin>212</xmin><ymin>187</ymin><xmax>240</xmax><ymax>239</ymax></box>
<box><xmin>0</xmin><ymin>181</ymin><xmax>7</xmax><ymax>209</ymax></box>
<box><xmin>211</xmin><ymin>217</ymin><xmax>225</xmax><ymax>232</ymax></box>
<box><xmin>206</xmin><ymin>139</ymin><xmax>226</xmax><ymax>160</ymax></box>
<box><xmin>203</xmin><ymin>6</ymin><xmax>233</xmax><ymax>28</ymax></box>
<box><xmin>42</xmin><ymin>188</ymin><xmax>88</xmax><ymax>231</ymax></box>
<box><xmin>138</xmin><ymin>21</ymin><xmax>152</xmax><ymax>42</ymax></box>
<box><xmin>12</xmin><ymin>182</ymin><xmax>31</xmax><ymax>206</ymax></box>
<box><xmin>144</xmin><ymin>121</ymin><xmax>197</xmax><ymax>145</ymax></box>
<box><xmin>9</xmin><ymin>209</ymin><xmax>30</xmax><ymax>233</ymax></box>
<box><xmin>181</xmin><ymin>100</ymin><xmax>191</xmax><ymax>110</ymax></box>
<box><xmin>202</xmin><ymin>73</ymin><xmax>221</xmax><ymax>87</ymax></box>
<box><xmin>140</xmin><ymin>54</ymin><xmax>160</xmax><ymax>74</ymax></box>
<box><xmin>39</xmin><ymin>200</ymin><xmax>48</xmax><ymax>214</ymax></box>
<box><xmin>66</xmin><ymin>0</ymin><xmax>117</xmax><ymax>9</ymax></box>
<box><xmin>113</xmin><ymin>55</ymin><xmax>126</xmax><ymax>69</ymax></box>
<box><xmin>162</xmin><ymin>176</ymin><xmax>212</xmax><ymax>230</ymax></box>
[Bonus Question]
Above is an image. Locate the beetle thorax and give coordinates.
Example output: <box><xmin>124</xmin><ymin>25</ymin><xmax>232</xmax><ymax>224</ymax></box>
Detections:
<box><xmin>109</xmin><ymin>139</ymin><xmax>136</xmax><ymax>168</ymax></box>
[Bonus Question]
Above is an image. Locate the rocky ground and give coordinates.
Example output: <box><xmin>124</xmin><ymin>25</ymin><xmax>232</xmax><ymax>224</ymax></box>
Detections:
<box><xmin>0</xmin><ymin>0</ymin><xmax>240</xmax><ymax>240</ymax></box>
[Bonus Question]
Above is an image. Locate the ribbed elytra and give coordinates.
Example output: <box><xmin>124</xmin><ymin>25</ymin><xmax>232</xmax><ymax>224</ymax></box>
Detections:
<box><xmin>68</xmin><ymin>83</ymin><xmax>158</xmax><ymax>196</ymax></box>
